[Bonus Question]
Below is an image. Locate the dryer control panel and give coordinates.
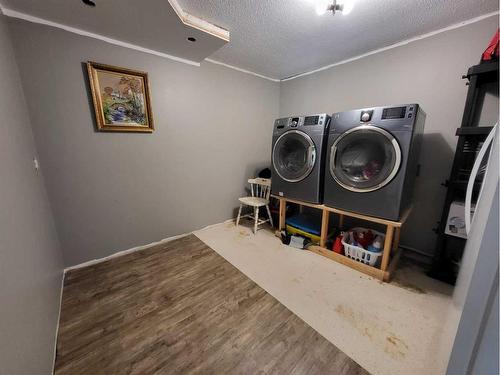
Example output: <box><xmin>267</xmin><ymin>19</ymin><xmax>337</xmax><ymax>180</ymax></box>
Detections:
<box><xmin>331</xmin><ymin>104</ymin><xmax>422</xmax><ymax>133</ymax></box>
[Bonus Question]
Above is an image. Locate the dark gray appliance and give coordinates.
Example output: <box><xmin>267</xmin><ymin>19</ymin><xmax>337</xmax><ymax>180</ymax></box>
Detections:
<box><xmin>271</xmin><ymin>114</ymin><xmax>331</xmax><ymax>204</ymax></box>
<box><xmin>324</xmin><ymin>104</ymin><xmax>425</xmax><ymax>220</ymax></box>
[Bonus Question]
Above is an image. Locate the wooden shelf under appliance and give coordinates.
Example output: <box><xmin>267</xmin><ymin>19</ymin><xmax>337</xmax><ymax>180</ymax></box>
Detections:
<box><xmin>272</xmin><ymin>195</ymin><xmax>411</xmax><ymax>282</ymax></box>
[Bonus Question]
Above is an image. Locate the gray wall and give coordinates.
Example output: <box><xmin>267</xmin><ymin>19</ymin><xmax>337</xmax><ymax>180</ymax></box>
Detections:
<box><xmin>9</xmin><ymin>19</ymin><xmax>280</xmax><ymax>267</ymax></box>
<box><xmin>279</xmin><ymin>16</ymin><xmax>499</xmax><ymax>256</ymax></box>
<box><xmin>0</xmin><ymin>14</ymin><xmax>63</xmax><ymax>375</ymax></box>
<box><xmin>471</xmin><ymin>286</ymin><xmax>499</xmax><ymax>375</ymax></box>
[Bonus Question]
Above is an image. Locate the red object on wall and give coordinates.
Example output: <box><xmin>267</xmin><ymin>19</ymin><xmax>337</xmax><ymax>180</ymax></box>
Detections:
<box><xmin>482</xmin><ymin>29</ymin><xmax>499</xmax><ymax>61</ymax></box>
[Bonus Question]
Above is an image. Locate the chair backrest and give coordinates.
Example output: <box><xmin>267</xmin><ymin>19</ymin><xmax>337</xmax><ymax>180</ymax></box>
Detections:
<box><xmin>248</xmin><ymin>178</ymin><xmax>271</xmax><ymax>201</ymax></box>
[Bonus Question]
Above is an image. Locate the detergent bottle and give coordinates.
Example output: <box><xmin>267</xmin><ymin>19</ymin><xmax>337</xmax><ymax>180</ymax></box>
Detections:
<box><xmin>368</xmin><ymin>235</ymin><xmax>383</xmax><ymax>253</ymax></box>
<box><xmin>333</xmin><ymin>232</ymin><xmax>344</xmax><ymax>254</ymax></box>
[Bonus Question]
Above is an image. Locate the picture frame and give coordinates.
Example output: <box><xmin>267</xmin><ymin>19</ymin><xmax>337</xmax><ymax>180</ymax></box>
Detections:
<box><xmin>86</xmin><ymin>61</ymin><xmax>154</xmax><ymax>132</ymax></box>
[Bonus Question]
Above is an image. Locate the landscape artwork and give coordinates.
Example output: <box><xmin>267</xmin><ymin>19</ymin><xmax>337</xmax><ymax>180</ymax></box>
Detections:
<box><xmin>87</xmin><ymin>62</ymin><xmax>154</xmax><ymax>132</ymax></box>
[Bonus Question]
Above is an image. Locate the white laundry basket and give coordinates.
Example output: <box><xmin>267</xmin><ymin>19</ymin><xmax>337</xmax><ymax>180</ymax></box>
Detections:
<box><xmin>341</xmin><ymin>227</ymin><xmax>385</xmax><ymax>267</ymax></box>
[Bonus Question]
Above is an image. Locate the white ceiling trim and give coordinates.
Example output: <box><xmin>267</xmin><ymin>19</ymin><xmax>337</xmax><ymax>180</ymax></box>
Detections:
<box><xmin>0</xmin><ymin>7</ymin><xmax>201</xmax><ymax>66</ymax></box>
<box><xmin>205</xmin><ymin>58</ymin><xmax>280</xmax><ymax>82</ymax></box>
<box><xmin>0</xmin><ymin>4</ymin><xmax>277</xmax><ymax>82</ymax></box>
<box><xmin>282</xmin><ymin>11</ymin><xmax>500</xmax><ymax>82</ymax></box>
<box><xmin>167</xmin><ymin>0</ymin><xmax>229</xmax><ymax>42</ymax></box>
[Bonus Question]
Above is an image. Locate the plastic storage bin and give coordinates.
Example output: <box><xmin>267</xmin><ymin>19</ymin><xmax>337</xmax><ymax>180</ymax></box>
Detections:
<box><xmin>341</xmin><ymin>228</ymin><xmax>385</xmax><ymax>266</ymax></box>
<box><xmin>285</xmin><ymin>212</ymin><xmax>322</xmax><ymax>243</ymax></box>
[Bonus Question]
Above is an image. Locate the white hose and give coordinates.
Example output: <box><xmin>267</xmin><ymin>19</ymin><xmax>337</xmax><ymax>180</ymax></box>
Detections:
<box><xmin>465</xmin><ymin>123</ymin><xmax>497</xmax><ymax>234</ymax></box>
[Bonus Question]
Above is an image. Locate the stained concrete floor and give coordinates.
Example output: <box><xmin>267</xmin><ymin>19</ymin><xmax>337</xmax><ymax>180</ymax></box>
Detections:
<box><xmin>194</xmin><ymin>221</ymin><xmax>456</xmax><ymax>375</ymax></box>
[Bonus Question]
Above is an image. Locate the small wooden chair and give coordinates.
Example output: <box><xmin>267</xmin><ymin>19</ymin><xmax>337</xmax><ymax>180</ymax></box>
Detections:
<box><xmin>236</xmin><ymin>178</ymin><xmax>274</xmax><ymax>234</ymax></box>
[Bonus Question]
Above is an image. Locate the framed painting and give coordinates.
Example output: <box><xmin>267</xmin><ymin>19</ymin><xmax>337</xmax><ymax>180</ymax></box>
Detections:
<box><xmin>86</xmin><ymin>61</ymin><xmax>154</xmax><ymax>132</ymax></box>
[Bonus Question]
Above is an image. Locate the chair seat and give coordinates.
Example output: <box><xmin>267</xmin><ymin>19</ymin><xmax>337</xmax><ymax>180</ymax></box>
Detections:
<box><xmin>238</xmin><ymin>196</ymin><xmax>269</xmax><ymax>207</ymax></box>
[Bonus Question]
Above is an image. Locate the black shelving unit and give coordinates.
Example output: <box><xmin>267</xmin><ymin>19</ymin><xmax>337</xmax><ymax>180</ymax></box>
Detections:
<box><xmin>429</xmin><ymin>60</ymin><xmax>498</xmax><ymax>284</ymax></box>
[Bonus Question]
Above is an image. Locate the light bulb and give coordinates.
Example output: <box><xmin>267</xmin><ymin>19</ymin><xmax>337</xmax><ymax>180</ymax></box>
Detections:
<box><xmin>341</xmin><ymin>0</ymin><xmax>354</xmax><ymax>15</ymax></box>
<box><xmin>315</xmin><ymin>6</ymin><xmax>326</xmax><ymax>15</ymax></box>
<box><xmin>314</xmin><ymin>0</ymin><xmax>330</xmax><ymax>15</ymax></box>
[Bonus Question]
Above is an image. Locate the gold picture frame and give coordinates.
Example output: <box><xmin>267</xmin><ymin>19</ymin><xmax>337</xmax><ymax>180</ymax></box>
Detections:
<box><xmin>86</xmin><ymin>61</ymin><xmax>154</xmax><ymax>132</ymax></box>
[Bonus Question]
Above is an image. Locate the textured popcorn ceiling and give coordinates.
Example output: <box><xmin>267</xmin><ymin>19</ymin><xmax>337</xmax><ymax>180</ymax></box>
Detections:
<box><xmin>178</xmin><ymin>0</ymin><xmax>498</xmax><ymax>79</ymax></box>
<box><xmin>1</xmin><ymin>0</ymin><xmax>498</xmax><ymax>79</ymax></box>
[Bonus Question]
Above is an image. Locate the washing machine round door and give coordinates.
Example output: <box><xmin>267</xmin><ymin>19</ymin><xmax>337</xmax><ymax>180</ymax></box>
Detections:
<box><xmin>330</xmin><ymin>125</ymin><xmax>402</xmax><ymax>192</ymax></box>
<box><xmin>272</xmin><ymin>130</ymin><xmax>316</xmax><ymax>182</ymax></box>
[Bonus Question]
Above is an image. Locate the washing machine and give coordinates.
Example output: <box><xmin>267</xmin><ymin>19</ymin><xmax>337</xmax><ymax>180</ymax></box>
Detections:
<box><xmin>324</xmin><ymin>104</ymin><xmax>425</xmax><ymax>220</ymax></box>
<box><xmin>271</xmin><ymin>114</ymin><xmax>331</xmax><ymax>204</ymax></box>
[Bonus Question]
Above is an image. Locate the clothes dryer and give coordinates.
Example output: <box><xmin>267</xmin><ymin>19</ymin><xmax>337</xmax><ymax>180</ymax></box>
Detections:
<box><xmin>324</xmin><ymin>104</ymin><xmax>425</xmax><ymax>220</ymax></box>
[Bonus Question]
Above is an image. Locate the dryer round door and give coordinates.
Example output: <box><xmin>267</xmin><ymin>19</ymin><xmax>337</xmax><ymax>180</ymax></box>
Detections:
<box><xmin>330</xmin><ymin>125</ymin><xmax>402</xmax><ymax>192</ymax></box>
<box><xmin>272</xmin><ymin>130</ymin><xmax>316</xmax><ymax>183</ymax></box>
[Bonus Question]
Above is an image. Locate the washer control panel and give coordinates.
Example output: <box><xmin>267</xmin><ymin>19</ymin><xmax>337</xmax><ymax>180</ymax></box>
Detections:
<box><xmin>274</xmin><ymin>114</ymin><xmax>329</xmax><ymax>129</ymax></box>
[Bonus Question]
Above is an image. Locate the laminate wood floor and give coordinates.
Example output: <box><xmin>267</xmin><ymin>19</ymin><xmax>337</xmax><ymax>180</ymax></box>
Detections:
<box><xmin>55</xmin><ymin>234</ymin><xmax>369</xmax><ymax>375</ymax></box>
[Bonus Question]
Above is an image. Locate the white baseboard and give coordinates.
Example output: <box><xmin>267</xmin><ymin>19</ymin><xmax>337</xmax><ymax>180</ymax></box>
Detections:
<box><xmin>63</xmin><ymin>233</ymin><xmax>189</xmax><ymax>273</ymax></box>
<box><xmin>63</xmin><ymin>218</ymin><xmax>236</xmax><ymax>273</ymax></box>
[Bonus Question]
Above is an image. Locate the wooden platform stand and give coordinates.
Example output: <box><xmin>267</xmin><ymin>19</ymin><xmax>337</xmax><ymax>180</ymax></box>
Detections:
<box><xmin>274</xmin><ymin>195</ymin><xmax>411</xmax><ymax>282</ymax></box>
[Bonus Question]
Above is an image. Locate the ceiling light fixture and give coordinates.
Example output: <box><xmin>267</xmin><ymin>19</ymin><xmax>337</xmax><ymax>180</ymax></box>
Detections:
<box><xmin>311</xmin><ymin>0</ymin><xmax>354</xmax><ymax>16</ymax></box>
